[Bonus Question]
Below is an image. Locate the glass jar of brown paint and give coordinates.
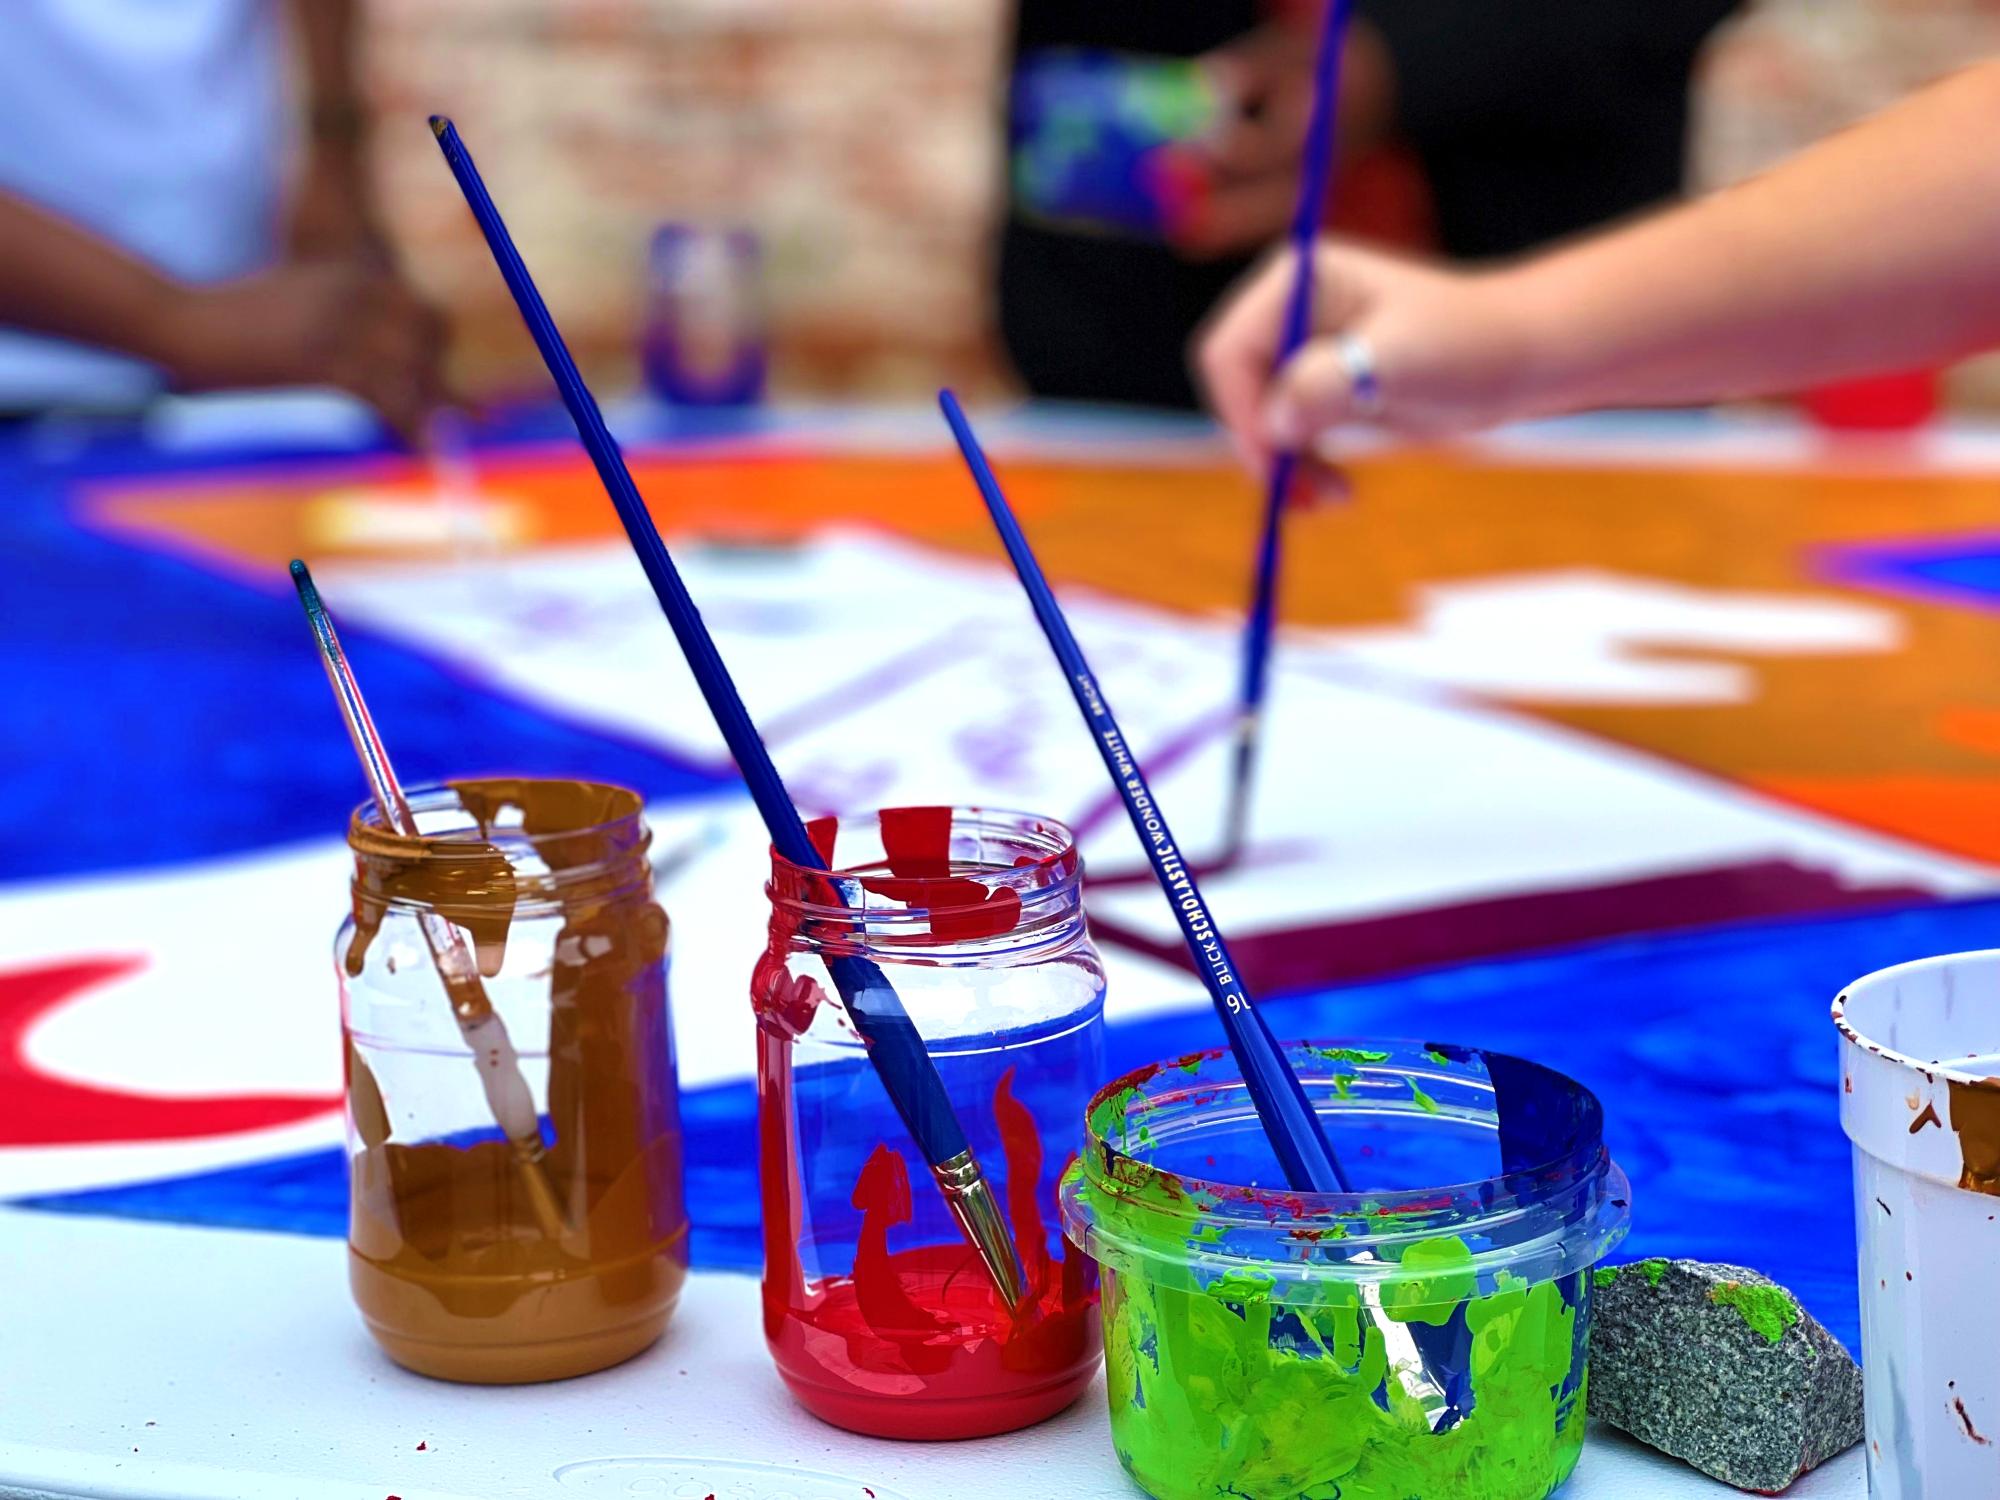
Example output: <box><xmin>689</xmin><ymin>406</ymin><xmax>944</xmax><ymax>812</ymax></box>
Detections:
<box><xmin>338</xmin><ymin>778</ymin><xmax>687</xmax><ymax>1383</ymax></box>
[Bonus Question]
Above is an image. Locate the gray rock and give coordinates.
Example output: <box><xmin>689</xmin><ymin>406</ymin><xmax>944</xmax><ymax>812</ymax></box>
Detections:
<box><xmin>1586</xmin><ymin>1258</ymin><xmax>1863</xmax><ymax>1493</ymax></box>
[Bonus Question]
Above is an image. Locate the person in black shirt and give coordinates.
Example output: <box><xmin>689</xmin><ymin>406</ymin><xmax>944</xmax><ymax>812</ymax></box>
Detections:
<box><xmin>998</xmin><ymin>0</ymin><xmax>1743</xmax><ymax>409</ymax></box>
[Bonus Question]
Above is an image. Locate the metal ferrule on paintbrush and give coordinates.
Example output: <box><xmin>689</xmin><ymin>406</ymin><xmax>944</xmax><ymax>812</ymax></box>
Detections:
<box><xmin>1222</xmin><ymin>706</ymin><xmax>1261</xmax><ymax>857</ymax></box>
<box><xmin>932</xmin><ymin>1151</ymin><xmax>1027</xmax><ymax>1310</ymax></box>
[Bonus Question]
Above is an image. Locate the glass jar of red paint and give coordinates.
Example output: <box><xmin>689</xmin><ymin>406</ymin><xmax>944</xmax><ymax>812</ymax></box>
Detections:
<box><xmin>752</xmin><ymin>805</ymin><xmax>1106</xmax><ymax>1439</ymax></box>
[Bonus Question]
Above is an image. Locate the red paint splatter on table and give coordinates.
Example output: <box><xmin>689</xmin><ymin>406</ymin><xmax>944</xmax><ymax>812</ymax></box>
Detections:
<box><xmin>761</xmin><ymin>1064</ymin><xmax>1099</xmax><ymax>1439</ymax></box>
<box><xmin>1955</xmin><ymin>1397</ymin><xmax>1992</xmax><ymax>1445</ymax></box>
<box><xmin>415</xmin><ymin>1441</ymin><xmax>427</xmax><ymax>1451</ymax></box>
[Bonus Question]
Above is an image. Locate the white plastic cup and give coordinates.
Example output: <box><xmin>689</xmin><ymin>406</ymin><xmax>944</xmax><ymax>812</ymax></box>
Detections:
<box><xmin>1835</xmin><ymin>951</ymin><xmax>2000</xmax><ymax>1496</ymax></box>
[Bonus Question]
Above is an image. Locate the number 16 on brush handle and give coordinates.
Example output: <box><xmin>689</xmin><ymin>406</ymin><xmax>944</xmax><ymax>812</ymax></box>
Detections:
<box><xmin>938</xmin><ymin>391</ymin><xmax>1349</xmax><ymax>1197</ymax></box>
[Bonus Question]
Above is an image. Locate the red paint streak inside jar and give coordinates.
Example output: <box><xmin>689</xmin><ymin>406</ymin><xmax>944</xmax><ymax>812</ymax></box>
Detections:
<box><xmin>760</xmin><ymin>1059</ymin><xmax>1100</xmax><ymax>1439</ymax></box>
<box><xmin>752</xmin><ymin>806</ymin><xmax>1104</xmax><ymax>1439</ymax></box>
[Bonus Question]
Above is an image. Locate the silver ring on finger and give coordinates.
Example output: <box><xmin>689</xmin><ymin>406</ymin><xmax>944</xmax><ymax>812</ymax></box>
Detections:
<box><xmin>1335</xmin><ymin>332</ymin><xmax>1385</xmax><ymax>419</ymax></box>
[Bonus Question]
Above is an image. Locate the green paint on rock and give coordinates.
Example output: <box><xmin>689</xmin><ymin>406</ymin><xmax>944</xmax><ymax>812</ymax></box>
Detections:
<box><xmin>1709</xmin><ymin>1281</ymin><xmax>1799</xmax><ymax>1346</ymax></box>
<box><xmin>1593</xmin><ymin>1258</ymin><xmax>1669</xmax><ymax>1291</ymax></box>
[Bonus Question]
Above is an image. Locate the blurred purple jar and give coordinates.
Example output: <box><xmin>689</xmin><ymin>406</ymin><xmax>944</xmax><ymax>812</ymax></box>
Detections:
<box><xmin>642</xmin><ymin>224</ymin><xmax>766</xmax><ymax>407</ymax></box>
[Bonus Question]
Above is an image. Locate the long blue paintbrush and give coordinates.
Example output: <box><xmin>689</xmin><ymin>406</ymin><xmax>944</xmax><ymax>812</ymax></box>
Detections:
<box><xmin>940</xmin><ymin>391</ymin><xmax>1470</xmax><ymax>1425</ymax></box>
<box><xmin>1226</xmin><ymin>0</ymin><xmax>1356</xmax><ymax>859</ymax></box>
<box><xmin>431</xmin><ymin>117</ymin><xmax>1024</xmax><ymax>1307</ymax></box>
<box><xmin>940</xmin><ymin>391</ymin><xmax>1347</xmax><ymax>1191</ymax></box>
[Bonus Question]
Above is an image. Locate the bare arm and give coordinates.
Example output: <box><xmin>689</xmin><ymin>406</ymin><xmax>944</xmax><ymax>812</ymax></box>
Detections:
<box><xmin>0</xmin><ymin>190</ymin><xmax>193</xmax><ymax>366</ymax></box>
<box><xmin>0</xmin><ymin>188</ymin><xmax>444</xmax><ymax>436</ymax></box>
<box><xmin>287</xmin><ymin>0</ymin><xmax>386</xmax><ymax>260</ymax></box>
<box><xmin>1515</xmin><ymin>59</ymin><xmax>2000</xmax><ymax>414</ymax></box>
<box><xmin>1199</xmin><ymin>60</ymin><xmax>2000</xmax><ymax>465</ymax></box>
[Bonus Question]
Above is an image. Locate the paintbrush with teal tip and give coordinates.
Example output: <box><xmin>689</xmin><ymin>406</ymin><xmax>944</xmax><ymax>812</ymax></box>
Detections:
<box><xmin>291</xmin><ymin>558</ymin><xmax>566</xmax><ymax>1240</ymax></box>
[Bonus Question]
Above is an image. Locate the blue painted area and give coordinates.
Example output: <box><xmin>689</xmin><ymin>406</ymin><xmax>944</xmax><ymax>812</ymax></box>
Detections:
<box><xmin>1823</xmin><ymin>533</ymin><xmax>2000</xmax><ymax>612</ymax></box>
<box><xmin>0</xmin><ymin>419</ymin><xmax>736</xmax><ymax>884</ymax></box>
<box><xmin>27</xmin><ymin>891</ymin><xmax>1997</xmax><ymax>1357</ymax></box>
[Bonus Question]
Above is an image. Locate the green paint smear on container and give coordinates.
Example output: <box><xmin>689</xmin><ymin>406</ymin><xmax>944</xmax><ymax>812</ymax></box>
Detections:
<box><xmin>1302</xmin><ymin>1045</ymin><xmax>1392</xmax><ymax>1066</ymax></box>
<box><xmin>1408</xmin><ymin>1080</ymin><xmax>1442</xmax><ymax>1115</ymax></box>
<box><xmin>1332</xmin><ymin>1071</ymin><xmax>1358</xmax><ymax>1100</ymax></box>
<box><xmin>1099</xmin><ymin>1237</ymin><xmax>1588</xmax><ymax>1499</ymax></box>
<box><xmin>1090</xmin><ymin>1085</ymin><xmax>1151</xmax><ymax>1150</ymax></box>
<box><xmin>1427</xmin><ymin>1048</ymin><xmax>1452</xmax><ymax>1067</ymax></box>
<box><xmin>1709</xmin><ymin>1281</ymin><xmax>1799</xmax><ymax>1346</ymax></box>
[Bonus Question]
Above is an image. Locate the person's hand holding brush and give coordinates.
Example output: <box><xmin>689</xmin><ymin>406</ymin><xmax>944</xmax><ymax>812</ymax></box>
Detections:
<box><xmin>0</xmin><ymin>188</ymin><xmax>447</xmax><ymax>442</ymax></box>
<box><xmin>1198</xmin><ymin>58</ymin><xmax>2000</xmax><ymax>483</ymax></box>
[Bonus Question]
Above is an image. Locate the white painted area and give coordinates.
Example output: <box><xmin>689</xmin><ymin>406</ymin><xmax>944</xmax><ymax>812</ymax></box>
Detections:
<box><xmin>322</xmin><ymin>534</ymin><xmax>1989</xmax><ymax>940</ymax></box>
<box><xmin>0</xmin><ymin>843</ymin><xmax>351</xmax><ymax>1196</ymax></box>
<box><xmin>1318</xmin><ymin>569</ymin><xmax>1900</xmax><ymax>704</ymax></box>
<box><xmin>0</xmin><ymin>1210</ymin><xmax>1863</xmax><ymax>1499</ymax></box>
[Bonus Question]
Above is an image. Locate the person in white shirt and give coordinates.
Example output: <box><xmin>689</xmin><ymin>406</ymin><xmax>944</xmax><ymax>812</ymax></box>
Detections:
<box><xmin>0</xmin><ymin>0</ymin><xmax>443</xmax><ymax>437</ymax></box>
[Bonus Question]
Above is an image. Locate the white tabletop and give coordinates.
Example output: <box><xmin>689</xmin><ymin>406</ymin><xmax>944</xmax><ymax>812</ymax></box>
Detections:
<box><xmin>0</xmin><ymin>1210</ymin><xmax>1863</xmax><ymax>1500</ymax></box>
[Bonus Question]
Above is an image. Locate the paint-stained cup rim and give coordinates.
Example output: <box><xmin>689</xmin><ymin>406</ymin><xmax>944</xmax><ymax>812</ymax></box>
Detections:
<box><xmin>766</xmin><ymin>804</ymin><xmax>1083</xmax><ymax>950</ymax></box>
<box><xmin>1833</xmin><ymin>949</ymin><xmax>2000</xmax><ymax>1090</ymax></box>
<box><xmin>1061</xmin><ymin>1039</ymin><xmax>1630</xmax><ymax>1286</ymax></box>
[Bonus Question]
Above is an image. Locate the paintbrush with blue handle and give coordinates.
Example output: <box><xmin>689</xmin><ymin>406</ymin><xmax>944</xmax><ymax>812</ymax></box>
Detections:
<box><xmin>431</xmin><ymin>117</ymin><xmax>1024</xmax><ymax>1307</ymax></box>
<box><xmin>1226</xmin><ymin>0</ymin><xmax>1356</xmax><ymax>860</ymax></box>
<box><xmin>941</xmin><ymin>390</ymin><xmax>1470</xmax><ymax>1425</ymax></box>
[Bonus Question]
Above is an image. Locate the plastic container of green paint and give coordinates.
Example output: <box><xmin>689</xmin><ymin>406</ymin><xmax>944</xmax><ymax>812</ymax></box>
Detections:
<box><xmin>1060</xmin><ymin>1040</ymin><xmax>1630</xmax><ymax>1500</ymax></box>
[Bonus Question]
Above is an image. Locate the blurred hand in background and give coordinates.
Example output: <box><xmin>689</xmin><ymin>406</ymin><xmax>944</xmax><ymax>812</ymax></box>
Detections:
<box><xmin>1199</xmin><ymin>60</ymin><xmax>2000</xmax><ymax>470</ymax></box>
<box><xmin>1170</xmin><ymin>17</ymin><xmax>1396</xmax><ymax>261</ymax></box>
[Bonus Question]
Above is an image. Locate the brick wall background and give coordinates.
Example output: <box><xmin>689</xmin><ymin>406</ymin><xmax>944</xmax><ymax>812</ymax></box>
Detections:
<box><xmin>361</xmin><ymin>0</ymin><xmax>2000</xmax><ymax>404</ymax></box>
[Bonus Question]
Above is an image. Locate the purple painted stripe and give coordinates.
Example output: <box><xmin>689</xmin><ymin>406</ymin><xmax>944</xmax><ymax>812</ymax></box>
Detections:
<box><xmin>757</xmin><ymin>622</ymin><xmax>973</xmax><ymax>748</ymax></box>
<box><xmin>1066</xmin><ymin>703</ymin><xmax>1236</xmax><ymax>841</ymax></box>
<box><xmin>1086</xmin><ymin>859</ymin><xmax>1937</xmax><ymax>995</ymax></box>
